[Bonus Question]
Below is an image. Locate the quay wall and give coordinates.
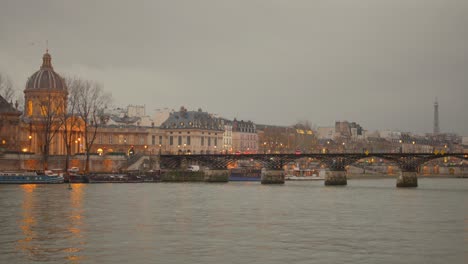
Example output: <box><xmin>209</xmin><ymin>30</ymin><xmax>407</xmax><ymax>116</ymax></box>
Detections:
<box><xmin>0</xmin><ymin>153</ymin><xmax>128</xmax><ymax>172</ymax></box>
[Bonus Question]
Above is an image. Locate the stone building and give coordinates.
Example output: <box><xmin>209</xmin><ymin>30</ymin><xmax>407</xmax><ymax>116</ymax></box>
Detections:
<box><xmin>20</xmin><ymin>51</ymin><xmax>84</xmax><ymax>156</ymax></box>
<box><xmin>232</xmin><ymin>119</ymin><xmax>258</xmax><ymax>154</ymax></box>
<box><xmin>159</xmin><ymin>107</ymin><xmax>224</xmax><ymax>154</ymax></box>
<box><xmin>0</xmin><ymin>95</ymin><xmax>22</xmax><ymax>152</ymax></box>
<box><xmin>221</xmin><ymin>119</ymin><xmax>233</xmax><ymax>154</ymax></box>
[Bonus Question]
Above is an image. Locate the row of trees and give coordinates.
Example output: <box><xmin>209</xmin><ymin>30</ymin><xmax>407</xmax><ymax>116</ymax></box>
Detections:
<box><xmin>44</xmin><ymin>77</ymin><xmax>111</xmax><ymax>173</ymax></box>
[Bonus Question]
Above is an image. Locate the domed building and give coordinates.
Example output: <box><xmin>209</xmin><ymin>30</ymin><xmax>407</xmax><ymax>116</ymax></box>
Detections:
<box><xmin>21</xmin><ymin>51</ymin><xmax>82</xmax><ymax>158</ymax></box>
<box><xmin>24</xmin><ymin>50</ymin><xmax>68</xmax><ymax>119</ymax></box>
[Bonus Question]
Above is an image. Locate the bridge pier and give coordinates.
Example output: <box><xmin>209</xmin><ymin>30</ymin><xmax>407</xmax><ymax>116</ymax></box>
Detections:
<box><xmin>261</xmin><ymin>169</ymin><xmax>285</xmax><ymax>184</ymax></box>
<box><xmin>396</xmin><ymin>171</ymin><xmax>418</xmax><ymax>187</ymax></box>
<box><xmin>324</xmin><ymin>170</ymin><xmax>347</xmax><ymax>186</ymax></box>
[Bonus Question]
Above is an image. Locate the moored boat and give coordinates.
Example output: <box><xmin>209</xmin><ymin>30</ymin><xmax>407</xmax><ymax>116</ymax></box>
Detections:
<box><xmin>229</xmin><ymin>167</ymin><xmax>262</xmax><ymax>181</ymax></box>
<box><xmin>87</xmin><ymin>174</ymin><xmax>144</xmax><ymax>183</ymax></box>
<box><xmin>0</xmin><ymin>171</ymin><xmax>64</xmax><ymax>184</ymax></box>
<box><xmin>284</xmin><ymin>174</ymin><xmax>324</xmax><ymax>181</ymax></box>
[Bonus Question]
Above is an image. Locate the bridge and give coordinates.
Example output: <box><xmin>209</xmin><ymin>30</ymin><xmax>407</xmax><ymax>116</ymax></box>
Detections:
<box><xmin>160</xmin><ymin>152</ymin><xmax>468</xmax><ymax>187</ymax></box>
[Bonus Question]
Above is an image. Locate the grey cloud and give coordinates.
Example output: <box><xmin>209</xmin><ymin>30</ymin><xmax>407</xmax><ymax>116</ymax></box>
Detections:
<box><xmin>0</xmin><ymin>0</ymin><xmax>467</xmax><ymax>134</ymax></box>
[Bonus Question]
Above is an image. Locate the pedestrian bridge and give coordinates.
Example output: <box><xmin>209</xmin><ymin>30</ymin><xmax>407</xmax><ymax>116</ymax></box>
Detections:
<box><xmin>160</xmin><ymin>152</ymin><xmax>468</xmax><ymax>187</ymax></box>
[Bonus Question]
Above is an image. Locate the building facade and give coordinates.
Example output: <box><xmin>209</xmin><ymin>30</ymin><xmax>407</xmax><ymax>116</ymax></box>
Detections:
<box><xmin>159</xmin><ymin>107</ymin><xmax>224</xmax><ymax>154</ymax></box>
<box><xmin>232</xmin><ymin>119</ymin><xmax>258</xmax><ymax>154</ymax></box>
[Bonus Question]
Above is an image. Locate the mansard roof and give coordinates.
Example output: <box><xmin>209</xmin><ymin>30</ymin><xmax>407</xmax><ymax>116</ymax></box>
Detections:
<box><xmin>160</xmin><ymin>108</ymin><xmax>224</xmax><ymax>131</ymax></box>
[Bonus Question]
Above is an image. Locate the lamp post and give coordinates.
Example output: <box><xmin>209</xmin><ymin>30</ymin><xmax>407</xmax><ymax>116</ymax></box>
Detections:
<box><xmin>28</xmin><ymin>135</ymin><xmax>32</xmax><ymax>153</ymax></box>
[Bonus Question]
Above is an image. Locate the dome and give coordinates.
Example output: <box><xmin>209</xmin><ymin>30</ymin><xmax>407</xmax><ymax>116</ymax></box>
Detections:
<box><xmin>25</xmin><ymin>51</ymin><xmax>67</xmax><ymax>91</ymax></box>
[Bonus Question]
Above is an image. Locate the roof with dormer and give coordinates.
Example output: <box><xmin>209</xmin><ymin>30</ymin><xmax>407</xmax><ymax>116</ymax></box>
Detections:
<box><xmin>160</xmin><ymin>107</ymin><xmax>224</xmax><ymax>131</ymax></box>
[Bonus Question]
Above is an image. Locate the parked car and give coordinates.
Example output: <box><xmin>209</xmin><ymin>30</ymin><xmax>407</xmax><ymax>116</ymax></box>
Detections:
<box><xmin>187</xmin><ymin>165</ymin><xmax>200</xmax><ymax>172</ymax></box>
<box><xmin>68</xmin><ymin>167</ymin><xmax>79</xmax><ymax>173</ymax></box>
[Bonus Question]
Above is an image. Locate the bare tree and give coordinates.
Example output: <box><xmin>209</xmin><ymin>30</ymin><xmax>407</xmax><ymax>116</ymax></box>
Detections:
<box><xmin>293</xmin><ymin>120</ymin><xmax>317</xmax><ymax>153</ymax></box>
<box><xmin>59</xmin><ymin>77</ymin><xmax>82</xmax><ymax>174</ymax></box>
<box><xmin>75</xmin><ymin>80</ymin><xmax>111</xmax><ymax>173</ymax></box>
<box><xmin>35</xmin><ymin>92</ymin><xmax>66</xmax><ymax>170</ymax></box>
<box><xmin>0</xmin><ymin>73</ymin><xmax>16</xmax><ymax>102</ymax></box>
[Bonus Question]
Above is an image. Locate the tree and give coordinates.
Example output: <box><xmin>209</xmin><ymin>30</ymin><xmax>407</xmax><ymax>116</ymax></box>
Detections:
<box><xmin>292</xmin><ymin>120</ymin><xmax>317</xmax><ymax>153</ymax></box>
<box><xmin>0</xmin><ymin>73</ymin><xmax>16</xmax><ymax>102</ymax></box>
<box><xmin>60</xmin><ymin>77</ymin><xmax>82</xmax><ymax>174</ymax></box>
<box><xmin>75</xmin><ymin>80</ymin><xmax>111</xmax><ymax>173</ymax></box>
<box><xmin>35</xmin><ymin>91</ymin><xmax>66</xmax><ymax>170</ymax></box>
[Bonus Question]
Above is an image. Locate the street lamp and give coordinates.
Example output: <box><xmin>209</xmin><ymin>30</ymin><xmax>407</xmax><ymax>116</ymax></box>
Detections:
<box><xmin>28</xmin><ymin>135</ymin><xmax>32</xmax><ymax>152</ymax></box>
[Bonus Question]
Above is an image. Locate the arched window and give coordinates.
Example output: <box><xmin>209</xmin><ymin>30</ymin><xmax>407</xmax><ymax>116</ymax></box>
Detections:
<box><xmin>27</xmin><ymin>100</ymin><xmax>33</xmax><ymax>116</ymax></box>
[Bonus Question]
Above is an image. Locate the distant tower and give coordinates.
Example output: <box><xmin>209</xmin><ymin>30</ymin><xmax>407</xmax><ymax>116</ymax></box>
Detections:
<box><xmin>433</xmin><ymin>98</ymin><xmax>439</xmax><ymax>135</ymax></box>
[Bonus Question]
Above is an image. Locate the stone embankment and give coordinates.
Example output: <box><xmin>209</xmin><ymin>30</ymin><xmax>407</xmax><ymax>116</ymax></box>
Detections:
<box><xmin>161</xmin><ymin>170</ymin><xmax>229</xmax><ymax>182</ymax></box>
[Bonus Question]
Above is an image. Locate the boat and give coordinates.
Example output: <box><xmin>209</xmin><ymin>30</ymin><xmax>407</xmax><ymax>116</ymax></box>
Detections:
<box><xmin>229</xmin><ymin>167</ymin><xmax>262</xmax><ymax>181</ymax></box>
<box><xmin>87</xmin><ymin>174</ymin><xmax>144</xmax><ymax>183</ymax></box>
<box><xmin>0</xmin><ymin>171</ymin><xmax>64</xmax><ymax>184</ymax></box>
<box><xmin>284</xmin><ymin>174</ymin><xmax>325</xmax><ymax>181</ymax></box>
<box><xmin>64</xmin><ymin>174</ymin><xmax>88</xmax><ymax>183</ymax></box>
<box><xmin>284</xmin><ymin>168</ymin><xmax>325</xmax><ymax>181</ymax></box>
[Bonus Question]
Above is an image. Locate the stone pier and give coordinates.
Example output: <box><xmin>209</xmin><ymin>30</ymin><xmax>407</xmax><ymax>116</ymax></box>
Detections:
<box><xmin>204</xmin><ymin>170</ymin><xmax>229</xmax><ymax>183</ymax></box>
<box><xmin>261</xmin><ymin>169</ymin><xmax>285</xmax><ymax>184</ymax></box>
<box><xmin>324</xmin><ymin>171</ymin><xmax>347</xmax><ymax>186</ymax></box>
<box><xmin>396</xmin><ymin>171</ymin><xmax>418</xmax><ymax>187</ymax></box>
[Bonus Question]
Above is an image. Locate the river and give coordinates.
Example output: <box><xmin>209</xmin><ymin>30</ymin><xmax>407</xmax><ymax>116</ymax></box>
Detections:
<box><xmin>0</xmin><ymin>178</ymin><xmax>466</xmax><ymax>263</ymax></box>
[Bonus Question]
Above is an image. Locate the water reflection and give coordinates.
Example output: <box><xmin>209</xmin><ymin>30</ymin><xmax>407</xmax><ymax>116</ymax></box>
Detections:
<box><xmin>65</xmin><ymin>184</ymin><xmax>86</xmax><ymax>263</ymax></box>
<box><xmin>16</xmin><ymin>184</ymin><xmax>38</xmax><ymax>258</ymax></box>
<box><xmin>15</xmin><ymin>184</ymin><xmax>87</xmax><ymax>263</ymax></box>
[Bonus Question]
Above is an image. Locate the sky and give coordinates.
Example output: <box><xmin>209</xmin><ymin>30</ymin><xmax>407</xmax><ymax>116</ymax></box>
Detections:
<box><xmin>0</xmin><ymin>0</ymin><xmax>467</xmax><ymax>135</ymax></box>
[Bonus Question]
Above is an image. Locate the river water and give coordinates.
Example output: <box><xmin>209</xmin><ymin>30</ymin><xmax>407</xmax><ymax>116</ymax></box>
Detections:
<box><xmin>0</xmin><ymin>178</ymin><xmax>466</xmax><ymax>264</ymax></box>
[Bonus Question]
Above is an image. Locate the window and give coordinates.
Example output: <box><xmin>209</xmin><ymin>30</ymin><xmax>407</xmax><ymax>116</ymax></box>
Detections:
<box><xmin>214</xmin><ymin>138</ymin><xmax>217</xmax><ymax>146</ymax></box>
<box><xmin>152</xmin><ymin>135</ymin><xmax>155</xmax><ymax>145</ymax></box>
<box><xmin>178</xmin><ymin>136</ymin><xmax>182</xmax><ymax>145</ymax></box>
<box><xmin>187</xmin><ymin>136</ymin><xmax>191</xmax><ymax>146</ymax></box>
<box><xmin>170</xmin><ymin>136</ymin><xmax>173</xmax><ymax>145</ymax></box>
<box><xmin>159</xmin><ymin>136</ymin><xmax>162</xmax><ymax>144</ymax></box>
<box><xmin>98</xmin><ymin>134</ymin><xmax>103</xmax><ymax>144</ymax></box>
<box><xmin>139</xmin><ymin>136</ymin><xmax>144</xmax><ymax>145</ymax></box>
<box><xmin>208</xmin><ymin>137</ymin><xmax>211</xmax><ymax>146</ymax></box>
<box><xmin>109</xmin><ymin>135</ymin><xmax>113</xmax><ymax>144</ymax></box>
<box><xmin>27</xmin><ymin>100</ymin><xmax>33</xmax><ymax>116</ymax></box>
<box><xmin>201</xmin><ymin>137</ymin><xmax>204</xmax><ymax>146</ymax></box>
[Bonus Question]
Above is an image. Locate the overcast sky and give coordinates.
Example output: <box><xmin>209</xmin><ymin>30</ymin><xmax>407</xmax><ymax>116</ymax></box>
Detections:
<box><xmin>0</xmin><ymin>0</ymin><xmax>467</xmax><ymax>135</ymax></box>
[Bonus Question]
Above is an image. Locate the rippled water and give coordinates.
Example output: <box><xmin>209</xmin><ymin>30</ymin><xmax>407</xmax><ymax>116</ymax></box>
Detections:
<box><xmin>0</xmin><ymin>179</ymin><xmax>467</xmax><ymax>264</ymax></box>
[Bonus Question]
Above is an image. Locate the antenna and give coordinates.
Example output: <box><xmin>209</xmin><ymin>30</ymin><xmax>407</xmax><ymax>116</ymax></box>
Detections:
<box><xmin>46</xmin><ymin>40</ymin><xmax>49</xmax><ymax>53</ymax></box>
<box><xmin>433</xmin><ymin>97</ymin><xmax>439</xmax><ymax>135</ymax></box>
